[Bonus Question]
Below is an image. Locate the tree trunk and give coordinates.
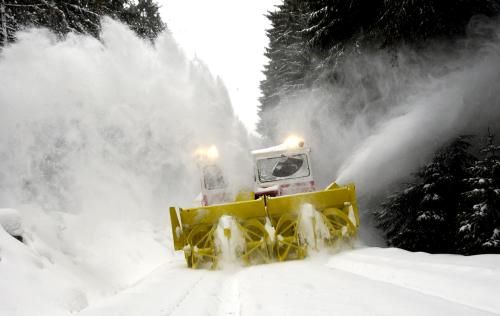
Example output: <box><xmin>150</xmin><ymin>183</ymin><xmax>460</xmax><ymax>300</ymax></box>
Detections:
<box><xmin>0</xmin><ymin>0</ymin><xmax>7</xmax><ymax>47</ymax></box>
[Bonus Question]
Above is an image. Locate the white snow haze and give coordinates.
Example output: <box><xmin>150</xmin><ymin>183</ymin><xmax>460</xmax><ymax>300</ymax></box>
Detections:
<box><xmin>261</xmin><ymin>18</ymin><xmax>500</xmax><ymax>244</ymax></box>
<box><xmin>266</xmin><ymin>17</ymin><xmax>500</xmax><ymax>201</ymax></box>
<box><xmin>0</xmin><ymin>19</ymin><xmax>252</xmax><ymax>314</ymax></box>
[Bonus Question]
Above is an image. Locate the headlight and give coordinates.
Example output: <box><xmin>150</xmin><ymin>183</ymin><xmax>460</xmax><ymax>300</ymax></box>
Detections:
<box><xmin>195</xmin><ymin>145</ymin><xmax>219</xmax><ymax>161</ymax></box>
<box><xmin>206</xmin><ymin>145</ymin><xmax>219</xmax><ymax>160</ymax></box>
<box><xmin>284</xmin><ymin>135</ymin><xmax>304</xmax><ymax>148</ymax></box>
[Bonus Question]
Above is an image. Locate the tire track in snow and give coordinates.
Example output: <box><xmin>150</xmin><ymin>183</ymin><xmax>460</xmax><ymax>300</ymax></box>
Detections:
<box><xmin>164</xmin><ymin>273</ymin><xmax>207</xmax><ymax>316</ymax></box>
<box><xmin>77</xmin><ymin>257</ymin><xmax>211</xmax><ymax>316</ymax></box>
<box><xmin>166</xmin><ymin>269</ymin><xmax>243</xmax><ymax>316</ymax></box>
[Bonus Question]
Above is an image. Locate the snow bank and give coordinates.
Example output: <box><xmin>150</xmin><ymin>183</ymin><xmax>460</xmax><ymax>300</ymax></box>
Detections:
<box><xmin>0</xmin><ymin>208</ymin><xmax>23</xmax><ymax>237</ymax></box>
<box><xmin>327</xmin><ymin>247</ymin><xmax>500</xmax><ymax>314</ymax></box>
<box><xmin>0</xmin><ymin>220</ymin><xmax>86</xmax><ymax>315</ymax></box>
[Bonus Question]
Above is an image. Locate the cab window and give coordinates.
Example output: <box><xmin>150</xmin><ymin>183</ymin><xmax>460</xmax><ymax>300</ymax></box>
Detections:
<box><xmin>257</xmin><ymin>154</ymin><xmax>310</xmax><ymax>183</ymax></box>
<box><xmin>203</xmin><ymin>165</ymin><xmax>226</xmax><ymax>190</ymax></box>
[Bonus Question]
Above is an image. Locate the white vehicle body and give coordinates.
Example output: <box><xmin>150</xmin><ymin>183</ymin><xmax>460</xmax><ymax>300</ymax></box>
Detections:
<box><xmin>198</xmin><ymin>162</ymin><xmax>232</xmax><ymax>206</ymax></box>
<box><xmin>251</xmin><ymin>143</ymin><xmax>315</xmax><ymax>198</ymax></box>
<box><xmin>196</xmin><ymin>139</ymin><xmax>316</xmax><ymax>206</ymax></box>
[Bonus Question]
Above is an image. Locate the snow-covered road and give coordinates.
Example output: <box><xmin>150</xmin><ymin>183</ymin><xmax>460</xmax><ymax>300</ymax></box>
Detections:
<box><xmin>78</xmin><ymin>247</ymin><xmax>500</xmax><ymax>316</ymax></box>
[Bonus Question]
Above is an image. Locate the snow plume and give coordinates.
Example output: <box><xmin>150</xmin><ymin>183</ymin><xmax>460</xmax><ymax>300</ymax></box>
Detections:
<box><xmin>298</xmin><ymin>203</ymin><xmax>329</xmax><ymax>249</ymax></box>
<box><xmin>263</xmin><ymin>17</ymin><xmax>500</xmax><ymax>238</ymax></box>
<box><xmin>215</xmin><ymin>215</ymin><xmax>245</xmax><ymax>268</ymax></box>
<box><xmin>0</xmin><ymin>18</ymin><xmax>251</xmax><ymax>302</ymax></box>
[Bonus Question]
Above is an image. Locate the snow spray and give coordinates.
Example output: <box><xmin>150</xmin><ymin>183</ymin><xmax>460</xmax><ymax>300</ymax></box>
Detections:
<box><xmin>266</xmin><ymin>17</ymin><xmax>500</xmax><ymax>244</ymax></box>
<box><xmin>0</xmin><ymin>19</ymin><xmax>252</xmax><ymax>289</ymax></box>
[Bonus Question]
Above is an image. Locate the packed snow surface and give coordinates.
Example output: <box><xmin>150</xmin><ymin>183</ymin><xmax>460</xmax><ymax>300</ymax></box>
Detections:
<box><xmin>2</xmin><ymin>220</ymin><xmax>500</xmax><ymax>316</ymax></box>
<box><xmin>76</xmin><ymin>248</ymin><xmax>500</xmax><ymax>316</ymax></box>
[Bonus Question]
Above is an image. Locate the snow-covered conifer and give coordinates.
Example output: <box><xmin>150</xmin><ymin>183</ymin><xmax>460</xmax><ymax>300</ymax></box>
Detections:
<box><xmin>376</xmin><ymin>136</ymin><xmax>474</xmax><ymax>253</ymax></box>
<box><xmin>458</xmin><ymin>130</ymin><xmax>500</xmax><ymax>254</ymax></box>
<box><xmin>0</xmin><ymin>0</ymin><xmax>166</xmax><ymax>46</ymax></box>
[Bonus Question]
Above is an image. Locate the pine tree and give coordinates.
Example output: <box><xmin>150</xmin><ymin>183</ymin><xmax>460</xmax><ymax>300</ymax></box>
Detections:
<box><xmin>378</xmin><ymin>0</ymin><xmax>500</xmax><ymax>46</ymax></box>
<box><xmin>0</xmin><ymin>0</ymin><xmax>166</xmax><ymax>46</ymax></box>
<box><xmin>1</xmin><ymin>0</ymin><xmax>7</xmax><ymax>46</ymax></box>
<box><xmin>304</xmin><ymin>0</ymin><xmax>382</xmax><ymax>54</ymax></box>
<box><xmin>258</xmin><ymin>0</ymin><xmax>500</xmax><ymax>141</ymax></box>
<box><xmin>118</xmin><ymin>0</ymin><xmax>165</xmax><ymax>41</ymax></box>
<box><xmin>457</xmin><ymin>131</ymin><xmax>500</xmax><ymax>254</ymax></box>
<box><xmin>0</xmin><ymin>0</ymin><xmax>21</xmax><ymax>46</ymax></box>
<box><xmin>376</xmin><ymin>184</ymin><xmax>425</xmax><ymax>251</ymax></box>
<box><xmin>258</xmin><ymin>0</ymin><xmax>312</xmax><ymax>137</ymax></box>
<box><xmin>415</xmin><ymin>136</ymin><xmax>474</xmax><ymax>252</ymax></box>
<box><xmin>375</xmin><ymin>136</ymin><xmax>474</xmax><ymax>253</ymax></box>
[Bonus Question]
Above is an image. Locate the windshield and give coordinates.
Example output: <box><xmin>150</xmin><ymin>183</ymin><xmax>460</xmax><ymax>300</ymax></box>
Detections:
<box><xmin>257</xmin><ymin>154</ymin><xmax>310</xmax><ymax>183</ymax></box>
<box><xmin>203</xmin><ymin>165</ymin><xmax>226</xmax><ymax>190</ymax></box>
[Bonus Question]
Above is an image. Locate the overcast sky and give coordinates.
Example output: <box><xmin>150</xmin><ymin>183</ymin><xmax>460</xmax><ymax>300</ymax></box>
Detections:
<box><xmin>158</xmin><ymin>0</ymin><xmax>282</xmax><ymax>133</ymax></box>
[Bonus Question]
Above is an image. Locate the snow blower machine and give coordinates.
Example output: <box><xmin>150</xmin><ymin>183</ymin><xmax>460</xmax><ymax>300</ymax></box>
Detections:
<box><xmin>169</xmin><ymin>136</ymin><xmax>359</xmax><ymax>268</ymax></box>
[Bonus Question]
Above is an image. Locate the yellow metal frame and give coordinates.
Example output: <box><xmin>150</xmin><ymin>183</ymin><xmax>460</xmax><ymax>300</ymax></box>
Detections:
<box><xmin>237</xmin><ymin>218</ymin><xmax>272</xmax><ymax>265</ymax></box>
<box><xmin>169</xmin><ymin>182</ymin><xmax>359</xmax><ymax>269</ymax></box>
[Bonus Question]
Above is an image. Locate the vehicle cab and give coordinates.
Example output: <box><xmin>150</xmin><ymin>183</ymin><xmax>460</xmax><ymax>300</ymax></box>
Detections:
<box><xmin>195</xmin><ymin>145</ymin><xmax>232</xmax><ymax>206</ymax></box>
<box><xmin>251</xmin><ymin>136</ymin><xmax>315</xmax><ymax>198</ymax></box>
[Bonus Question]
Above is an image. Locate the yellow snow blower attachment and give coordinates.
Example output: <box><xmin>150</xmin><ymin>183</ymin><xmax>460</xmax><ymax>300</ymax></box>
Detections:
<box><xmin>169</xmin><ymin>138</ymin><xmax>359</xmax><ymax>268</ymax></box>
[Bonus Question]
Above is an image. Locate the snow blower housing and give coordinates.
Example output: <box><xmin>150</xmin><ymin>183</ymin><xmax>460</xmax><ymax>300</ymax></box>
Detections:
<box><xmin>170</xmin><ymin>137</ymin><xmax>359</xmax><ymax>268</ymax></box>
